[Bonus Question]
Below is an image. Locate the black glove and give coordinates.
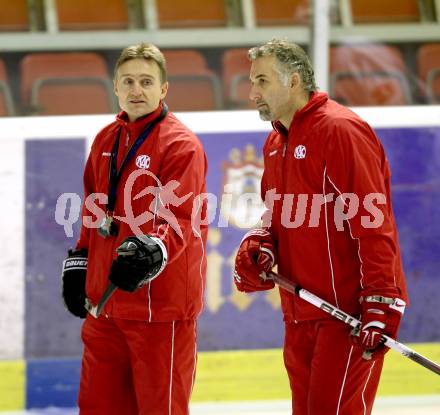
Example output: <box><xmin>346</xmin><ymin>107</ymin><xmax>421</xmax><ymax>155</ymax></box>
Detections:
<box><xmin>61</xmin><ymin>248</ymin><xmax>88</xmax><ymax>318</ymax></box>
<box><xmin>109</xmin><ymin>235</ymin><xmax>167</xmax><ymax>292</ymax></box>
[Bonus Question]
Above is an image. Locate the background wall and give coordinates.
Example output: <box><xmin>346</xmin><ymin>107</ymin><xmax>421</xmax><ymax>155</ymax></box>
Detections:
<box><xmin>0</xmin><ymin>107</ymin><xmax>439</xmax><ymax>410</ymax></box>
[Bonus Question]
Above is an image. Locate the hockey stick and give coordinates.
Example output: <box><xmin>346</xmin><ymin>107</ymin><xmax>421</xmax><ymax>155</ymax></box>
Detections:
<box><xmin>267</xmin><ymin>271</ymin><xmax>440</xmax><ymax>376</ymax></box>
<box><xmin>84</xmin><ymin>242</ymin><xmax>135</xmax><ymax>318</ymax></box>
<box><xmin>85</xmin><ymin>282</ymin><xmax>117</xmax><ymax>318</ymax></box>
<box><xmin>84</xmin><ymin>236</ymin><xmax>166</xmax><ymax>318</ymax></box>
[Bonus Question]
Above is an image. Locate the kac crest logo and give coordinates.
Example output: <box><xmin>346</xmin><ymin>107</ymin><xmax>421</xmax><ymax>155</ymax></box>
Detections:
<box><xmin>221</xmin><ymin>144</ymin><xmax>265</xmax><ymax>229</ymax></box>
<box><xmin>136</xmin><ymin>154</ymin><xmax>151</xmax><ymax>169</ymax></box>
<box><xmin>294</xmin><ymin>145</ymin><xmax>306</xmax><ymax>159</ymax></box>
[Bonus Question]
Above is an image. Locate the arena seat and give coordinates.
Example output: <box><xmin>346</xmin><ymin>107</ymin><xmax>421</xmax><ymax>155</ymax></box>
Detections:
<box><xmin>157</xmin><ymin>0</ymin><xmax>227</xmax><ymax>28</ymax></box>
<box><xmin>330</xmin><ymin>45</ymin><xmax>412</xmax><ymax>106</ymax></box>
<box><xmin>0</xmin><ymin>59</ymin><xmax>14</xmax><ymax>116</ymax></box>
<box><xmin>163</xmin><ymin>50</ymin><xmax>222</xmax><ymax>111</ymax></box>
<box><xmin>254</xmin><ymin>0</ymin><xmax>310</xmax><ymax>26</ymax></box>
<box><xmin>56</xmin><ymin>0</ymin><xmax>129</xmax><ymax>30</ymax></box>
<box><xmin>222</xmin><ymin>48</ymin><xmax>252</xmax><ymax>109</ymax></box>
<box><xmin>350</xmin><ymin>0</ymin><xmax>420</xmax><ymax>23</ymax></box>
<box><xmin>0</xmin><ymin>0</ymin><xmax>29</xmax><ymax>31</ymax></box>
<box><xmin>417</xmin><ymin>43</ymin><xmax>440</xmax><ymax>103</ymax></box>
<box><xmin>20</xmin><ymin>52</ymin><xmax>117</xmax><ymax>115</ymax></box>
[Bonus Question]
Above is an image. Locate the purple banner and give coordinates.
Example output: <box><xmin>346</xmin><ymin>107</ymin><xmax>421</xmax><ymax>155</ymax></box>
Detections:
<box><xmin>25</xmin><ymin>139</ymin><xmax>85</xmax><ymax>358</ymax></box>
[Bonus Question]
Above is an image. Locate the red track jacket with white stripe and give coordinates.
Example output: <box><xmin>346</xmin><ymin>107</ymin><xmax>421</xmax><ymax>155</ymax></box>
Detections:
<box><xmin>261</xmin><ymin>92</ymin><xmax>408</xmax><ymax>322</ymax></box>
<box><xmin>77</xmin><ymin>103</ymin><xmax>208</xmax><ymax>322</ymax></box>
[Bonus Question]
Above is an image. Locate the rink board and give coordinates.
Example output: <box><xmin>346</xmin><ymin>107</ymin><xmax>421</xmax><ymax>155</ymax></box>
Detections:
<box><xmin>0</xmin><ymin>106</ymin><xmax>439</xmax><ymax>409</ymax></box>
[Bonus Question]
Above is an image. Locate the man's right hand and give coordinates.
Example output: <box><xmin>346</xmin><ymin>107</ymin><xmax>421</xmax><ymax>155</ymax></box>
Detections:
<box><xmin>234</xmin><ymin>229</ymin><xmax>276</xmax><ymax>292</ymax></box>
<box><xmin>61</xmin><ymin>248</ymin><xmax>88</xmax><ymax>318</ymax></box>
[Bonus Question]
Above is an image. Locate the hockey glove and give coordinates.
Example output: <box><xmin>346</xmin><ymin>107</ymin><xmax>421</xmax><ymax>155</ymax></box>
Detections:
<box><xmin>234</xmin><ymin>228</ymin><xmax>276</xmax><ymax>293</ymax></box>
<box><xmin>61</xmin><ymin>248</ymin><xmax>88</xmax><ymax>318</ymax></box>
<box><xmin>353</xmin><ymin>292</ymin><xmax>405</xmax><ymax>359</ymax></box>
<box><xmin>109</xmin><ymin>235</ymin><xmax>167</xmax><ymax>292</ymax></box>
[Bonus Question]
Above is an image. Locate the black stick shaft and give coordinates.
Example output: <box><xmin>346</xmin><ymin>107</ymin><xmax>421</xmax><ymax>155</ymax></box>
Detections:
<box><xmin>96</xmin><ymin>282</ymin><xmax>117</xmax><ymax>316</ymax></box>
<box><xmin>85</xmin><ymin>282</ymin><xmax>117</xmax><ymax>318</ymax></box>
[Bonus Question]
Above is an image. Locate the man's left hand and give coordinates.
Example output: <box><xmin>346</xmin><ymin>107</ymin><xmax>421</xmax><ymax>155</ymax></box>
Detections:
<box><xmin>109</xmin><ymin>235</ymin><xmax>167</xmax><ymax>292</ymax></box>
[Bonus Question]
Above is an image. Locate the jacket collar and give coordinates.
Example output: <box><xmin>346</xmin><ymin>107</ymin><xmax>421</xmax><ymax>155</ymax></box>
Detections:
<box><xmin>272</xmin><ymin>91</ymin><xmax>328</xmax><ymax>135</ymax></box>
<box><xmin>115</xmin><ymin>101</ymin><xmax>164</xmax><ymax>138</ymax></box>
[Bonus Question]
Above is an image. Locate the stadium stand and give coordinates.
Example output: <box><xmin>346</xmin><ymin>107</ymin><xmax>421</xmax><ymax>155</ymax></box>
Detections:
<box><xmin>222</xmin><ymin>48</ymin><xmax>252</xmax><ymax>109</ymax></box>
<box><xmin>56</xmin><ymin>0</ymin><xmax>129</xmax><ymax>31</ymax></box>
<box><xmin>157</xmin><ymin>0</ymin><xmax>228</xmax><ymax>28</ymax></box>
<box><xmin>253</xmin><ymin>0</ymin><xmax>310</xmax><ymax>26</ymax></box>
<box><xmin>0</xmin><ymin>0</ymin><xmax>29</xmax><ymax>32</ymax></box>
<box><xmin>20</xmin><ymin>52</ymin><xmax>116</xmax><ymax>115</ymax></box>
<box><xmin>163</xmin><ymin>50</ymin><xmax>223</xmax><ymax>111</ymax></box>
<box><xmin>417</xmin><ymin>43</ymin><xmax>440</xmax><ymax>103</ymax></box>
<box><xmin>0</xmin><ymin>0</ymin><xmax>439</xmax><ymax>115</ymax></box>
<box><xmin>351</xmin><ymin>0</ymin><xmax>421</xmax><ymax>23</ymax></box>
<box><xmin>329</xmin><ymin>44</ymin><xmax>413</xmax><ymax>106</ymax></box>
<box><xmin>0</xmin><ymin>58</ymin><xmax>14</xmax><ymax>116</ymax></box>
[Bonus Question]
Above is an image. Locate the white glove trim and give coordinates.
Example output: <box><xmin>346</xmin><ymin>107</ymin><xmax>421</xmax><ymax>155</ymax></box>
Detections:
<box><xmin>362</xmin><ymin>321</ymin><xmax>386</xmax><ymax>330</ymax></box>
<box><xmin>146</xmin><ymin>235</ymin><xmax>168</xmax><ymax>278</ymax></box>
<box><xmin>389</xmin><ymin>298</ymin><xmax>406</xmax><ymax>314</ymax></box>
<box><xmin>233</xmin><ymin>270</ymin><xmax>241</xmax><ymax>283</ymax></box>
<box><xmin>260</xmin><ymin>246</ymin><xmax>275</xmax><ymax>267</ymax></box>
<box><xmin>62</xmin><ymin>257</ymin><xmax>88</xmax><ymax>272</ymax></box>
<box><xmin>364</xmin><ymin>295</ymin><xmax>406</xmax><ymax>315</ymax></box>
<box><xmin>241</xmin><ymin>228</ymin><xmax>272</xmax><ymax>243</ymax></box>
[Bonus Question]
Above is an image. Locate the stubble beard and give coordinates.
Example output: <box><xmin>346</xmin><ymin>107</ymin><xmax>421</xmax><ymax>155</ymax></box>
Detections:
<box><xmin>258</xmin><ymin>108</ymin><xmax>273</xmax><ymax>121</ymax></box>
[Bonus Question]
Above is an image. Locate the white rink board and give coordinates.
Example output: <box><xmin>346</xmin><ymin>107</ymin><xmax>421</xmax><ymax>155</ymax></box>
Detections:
<box><xmin>0</xmin><ymin>138</ymin><xmax>24</xmax><ymax>359</ymax></box>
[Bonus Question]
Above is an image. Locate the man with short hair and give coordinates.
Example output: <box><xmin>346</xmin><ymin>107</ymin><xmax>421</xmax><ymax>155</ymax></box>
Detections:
<box><xmin>61</xmin><ymin>43</ymin><xmax>207</xmax><ymax>414</ymax></box>
<box><xmin>234</xmin><ymin>38</ymin><xmax>408</xmax><ymax>414</ymax></box>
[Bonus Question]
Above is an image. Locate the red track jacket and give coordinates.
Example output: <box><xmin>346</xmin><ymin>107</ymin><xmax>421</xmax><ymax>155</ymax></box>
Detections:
<box><xmin>77</xmin><ymin>103</ymin><xmax>208</xmax><ymax>322</ymax></box>
<box><xmin>262</xmin><ymin>92</ymin><xmax>408</xmax><ymax>322</ymax></box>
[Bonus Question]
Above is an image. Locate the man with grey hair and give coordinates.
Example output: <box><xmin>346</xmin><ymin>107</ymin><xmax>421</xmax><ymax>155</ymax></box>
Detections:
<box><xmin>61</xmin><ymin>42</ymin><xmax>208</xmax><ymax>414</ymax></box>
<box><xmin>234</xmin><ymin>38</ymin><xmax>408</xmax><ymax>414</ymax></box>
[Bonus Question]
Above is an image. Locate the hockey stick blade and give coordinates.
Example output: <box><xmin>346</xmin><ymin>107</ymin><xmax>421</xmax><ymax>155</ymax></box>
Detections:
<box><xmin>267</xmin><ymin>271</ymin><xmax>440</xmax><ymax>376</ymax></box>
<box><xmin>85</xmin><ymin>282</ymin><xmax>117</xmax><ymax>318</ymax></box>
